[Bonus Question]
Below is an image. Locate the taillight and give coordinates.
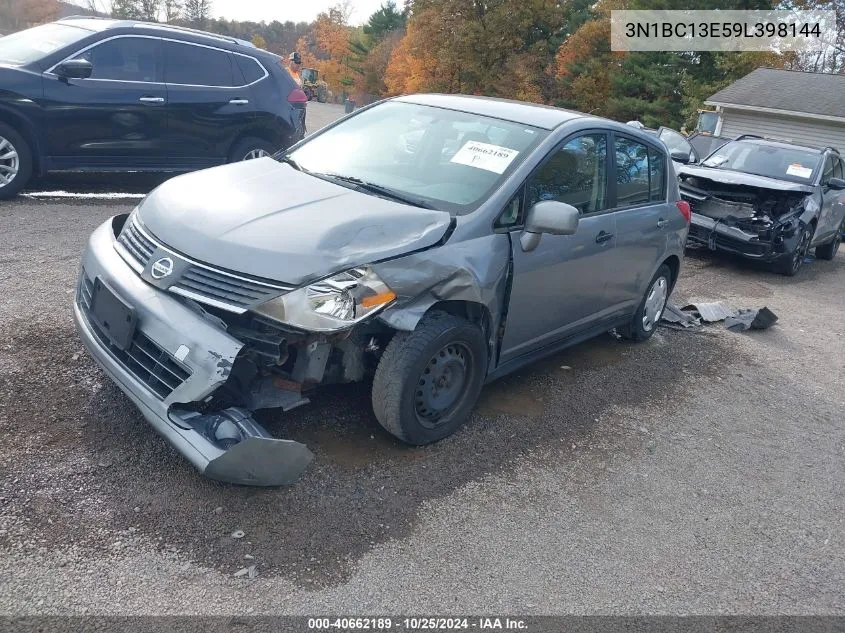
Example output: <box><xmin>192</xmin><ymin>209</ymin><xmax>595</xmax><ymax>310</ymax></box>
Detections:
<box><xmin>287</xmin><ymin>88</ymin><xmax>308</xmax><ymax>104</ymax></box>
<box><xmin>676</xmin><ymin>200</ymin><xmax>691</xmax><ymax>224</ymax></box>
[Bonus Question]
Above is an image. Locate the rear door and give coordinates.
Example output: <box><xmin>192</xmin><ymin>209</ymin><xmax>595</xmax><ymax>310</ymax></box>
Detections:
<box><xmin>162</xmin><ymin>39</ymin><xmax>257</xmax><ymax>167</ymax></box>
<box><xmin>499</xmin><ymin>131</ymin><xmax>621</xmax><ymax>363</ymax></box>
<box><xmin>42</xmin><ymin>35</ymin><xmax>168</xmax><ymax>168</ymax></box>
<box><xmin>610</xmin><ymin>134</ymin><xmax>675</xmax><ymax>307</ymax></box>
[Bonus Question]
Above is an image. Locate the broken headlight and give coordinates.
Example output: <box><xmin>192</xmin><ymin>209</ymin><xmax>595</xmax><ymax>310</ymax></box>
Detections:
<box><xmin>254</xmin><ymin>266</ymin><xmax>396</xmax><ymax>331</ymax></box>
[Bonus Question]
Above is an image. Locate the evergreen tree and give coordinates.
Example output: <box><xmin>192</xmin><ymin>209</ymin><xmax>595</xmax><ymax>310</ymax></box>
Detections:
<box><xmin>183</xmin><ymin>0</ymin><xmax>211</xmax><ymax>28</ymax></box>
<box><xmin>363</xmin><ymin>1</ymin><xmax>406</xmax><ymax>42</ymax></box>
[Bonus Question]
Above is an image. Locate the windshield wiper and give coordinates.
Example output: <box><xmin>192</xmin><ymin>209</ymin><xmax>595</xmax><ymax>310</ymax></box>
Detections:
<box><xmin>276</xmin><ymin>154</ymin><xmax>303</xmax><ymax>171</ymax></box>
<box><xmin>315</xmin><ymin>173</ymin><xmax>436</xmax><ymax>209</ymax></box>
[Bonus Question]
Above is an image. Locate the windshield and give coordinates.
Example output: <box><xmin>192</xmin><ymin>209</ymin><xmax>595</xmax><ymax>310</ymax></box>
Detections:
<box><xmin>0</xmin><ymin>23</ymin><xmax>92</xmax><ymax>66</ymax></box>
<box><xmin>284</xmin><ymin>101</ymin><xmax>547</xmax><ymax>214</ymax></box>
<box><xmin>702</xmin><ymin>141</ymin><xmax>820</xmax><ymax>184</ymax></box>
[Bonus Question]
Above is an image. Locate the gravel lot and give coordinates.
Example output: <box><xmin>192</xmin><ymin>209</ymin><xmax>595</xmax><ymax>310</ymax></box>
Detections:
<box><xmin>1</xmin><ymin>100</ymin><xmax>844</xmax><ymax>614</ymax></box>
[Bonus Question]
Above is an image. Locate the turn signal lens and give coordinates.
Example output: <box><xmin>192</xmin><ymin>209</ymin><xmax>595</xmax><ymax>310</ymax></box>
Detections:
<box><xmin>676</xmin><ymin>200</ymin><xmax>692</xmax><ymax>224</ymax></box>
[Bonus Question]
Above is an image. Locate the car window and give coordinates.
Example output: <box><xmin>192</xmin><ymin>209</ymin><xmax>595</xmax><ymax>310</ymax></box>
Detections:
<box><xmin>615</xmin><ymin>137</ymin><xmax>651</xmax><ymax>206</ymax></box>
<box><xmin>702</xmin><ymin>141</ymin><xmax>820</xmax><ymax>184</ymax></box>
<box><xmin>821</xmin><ymin>155</ymin><xmax>835</xmax><ymax>185</ymax></box>
<box><xmin>494</xmin><ymin>191</ymin><xmax>523</xmax><ymax>229</ymax></box>
<box><xmin>648</xmin><ymin>147</ymin><xmax>666</xmax><ymax>201</ymax></box>
<box><xmin>79</xmin><ymin>37</ymin><xmax>162</xmax><ymax>82</ymax></box>
<box><xmin>835</xmin><ymin>158</ymin><xmax>844</xmax><ymax>179</ymax></box>
<box><xmin>234</xmin><ymin>55</ymin><xmax>264</xmax><ymax>84</ymax></box>
<box><xmin>526</xmin><ymin>134</ymin><xmax>608</xmax><ymax>214</ymax></box>
<box><xmin>658</xmin><ymin>127</ymin><xmax>693</xmax><ymax>162</ymax></box>
<box><xmin>164</xmin><ymin>41</ymin><xmax>234</xmax><ymax>87</ymax></box>
<box><xmin>0</xmin><ymin>23</ymin><xmax>92</xmax><ymax>66</ymax></box>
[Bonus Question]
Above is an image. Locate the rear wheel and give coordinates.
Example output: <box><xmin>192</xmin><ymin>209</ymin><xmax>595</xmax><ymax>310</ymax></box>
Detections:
<box><xmin>372</xmin><ymin>312</ymin><xmax>487</xmax><ymax>445</ymax></box>
<box><xmin>0</xmin><ymin>122</ymin><xmax>33</xmax><ymax>200</ymax></box>
<box><xmin>619</xmin><ymin>265</ymin><xmax>671</xmax><ymax>341</ymax></box>
<box><xmin>815</xmin><ymin>220</ymin><xmax>843</xmax><ymax>260</ymax></box>
<box><xmin>774</xmin><ymin>224</ymin><xmax>814</xmax><ymax>276</ymax></box>
<box><xmin>228</xmin><ymin>137</ymin><xmax>276</xmax><ymax>163</ymax></box>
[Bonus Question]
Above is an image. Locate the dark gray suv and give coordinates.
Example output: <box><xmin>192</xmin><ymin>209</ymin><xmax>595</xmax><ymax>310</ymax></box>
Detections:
<box><xmin>74</xmin><ymin>95</ymin><xmax>689</xmax><ymax>485</ymax></box>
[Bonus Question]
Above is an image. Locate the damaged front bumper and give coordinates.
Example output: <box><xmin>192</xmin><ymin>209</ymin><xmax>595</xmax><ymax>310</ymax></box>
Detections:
<box><xmin>686</xmin><ymin>212</ymin><xmax>794</xmax><ymax>263</ymax></box>
<box><xmin>73</xmin><ymin>219</ymin><xmax>313</xmax><ymax>485</ymax></box>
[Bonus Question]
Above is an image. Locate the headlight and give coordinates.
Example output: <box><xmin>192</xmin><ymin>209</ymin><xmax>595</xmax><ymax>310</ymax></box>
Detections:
<box><xmin>254</xmin><ymin>266</ymin><xmax>396</xmax><ymax>331</ymax></box>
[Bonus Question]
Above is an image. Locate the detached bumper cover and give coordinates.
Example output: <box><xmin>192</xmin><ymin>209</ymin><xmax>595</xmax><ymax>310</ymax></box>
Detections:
<box><xmin>73</xmin><ymin>219</ymin><xmax>313</xmax><ymax>486</ymax></box>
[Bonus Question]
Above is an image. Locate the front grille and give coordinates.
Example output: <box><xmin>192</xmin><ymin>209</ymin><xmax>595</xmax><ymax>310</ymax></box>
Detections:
<box><xmin>78</xmin><ymin>273</ymin><xmax>192</xmax><ymax>400</ymax></box>
<box><xmin>172</xmin><ymin>266</ymin><xmax>283</xmax><ymax>310</ymax></box>
<box><xmin>117</xmin><ymin>217</ymin><xmax>156</xmax><ymax>269</ymax></box>
<box><xmin>116</xmin><ymin>215</ymin><xmax>290</xmax><ymax>312</ymax></box>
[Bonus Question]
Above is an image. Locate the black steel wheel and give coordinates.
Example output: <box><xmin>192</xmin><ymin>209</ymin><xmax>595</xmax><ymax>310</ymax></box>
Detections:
<box><xmin>372</xmin><ymin>311</ymin><xmax>487</xmax><ymax>445</ymax></box>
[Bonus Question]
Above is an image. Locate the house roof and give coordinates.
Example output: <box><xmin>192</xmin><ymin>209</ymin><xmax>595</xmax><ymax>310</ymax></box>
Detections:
<box><xmin>706</xmin><ymin>68</ymin><xmax>845</xmax><ymax>120</ymax></box>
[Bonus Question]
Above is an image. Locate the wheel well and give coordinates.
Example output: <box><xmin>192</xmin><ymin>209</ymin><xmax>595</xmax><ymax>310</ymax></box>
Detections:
<box><xmin>663</xmin><ymin>255</ymin><xmax>680</xmax><ymax>287</ymax></box>
<box><xmin>424</xmin><ymin>300</ymin><xmax>492</xmax><ymax>340</ymax></box>
<box><xmin>0</xmin><ymin>108</ymin><xmax>41</xmax><ymax>175</ymax></box>
<box><xmin>228</xmin><ymin>127</ymin><xmax>284</xmax><ymax>159</ymax></box>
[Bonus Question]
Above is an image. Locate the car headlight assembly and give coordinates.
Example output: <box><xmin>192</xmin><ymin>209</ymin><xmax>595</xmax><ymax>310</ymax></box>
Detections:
<box><xmin>254</xmin><ymin>266</ymin><xmax>396</xmax><ymax>331</ymax></box>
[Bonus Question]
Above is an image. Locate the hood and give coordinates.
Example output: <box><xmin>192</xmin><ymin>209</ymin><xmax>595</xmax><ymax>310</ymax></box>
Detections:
<box><xmin>137</xmin><ymin>158</ymin><xmax>453</xmax><ymax>285</ymax></box>
<box><xmin>677</xmin><ymin>164</ymin><xmax>815</xmax><ymax>193</ymax></box>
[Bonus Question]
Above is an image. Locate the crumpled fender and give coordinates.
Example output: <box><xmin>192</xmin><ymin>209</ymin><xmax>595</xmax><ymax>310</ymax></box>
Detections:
<box><xmin>372</xmin><ymin>232</ymin><xmax>511</xmax><ymax>333</ymax></box>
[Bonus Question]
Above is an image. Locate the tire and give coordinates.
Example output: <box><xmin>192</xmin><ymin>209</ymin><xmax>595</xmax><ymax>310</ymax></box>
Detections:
<box><xmin>0</xmin><ymin>122</ymin><xmax>33</xmax><ymax>200</ymax></box>
<box><xmin>372</xmin><ymin>311</ymin><xmax>488</xmax><ymax>445</ymax></box>
<box><xmin>773</xmin><ymin>223</ymin><xmax>814</xmax><ymax>276</ymax></box>
<box><xmin>228</xmin><ymin>137</ymin><xmax>277</xmax><ymax>163</ymax></box>
<box><xmin>815</xmin><ymin>220</ymin><xmax>843</xmax><ymax>260</ymax></box>
<box><xmin>619</xmin><ymin>264</ymin><xmax>671</xmax><ymax>342</ymax></box>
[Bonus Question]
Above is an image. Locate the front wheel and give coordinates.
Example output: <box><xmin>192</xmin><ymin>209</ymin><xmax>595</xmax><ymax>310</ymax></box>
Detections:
<box><xmin>773</xmin><ymin>224</ymin><xmax>814</xmax><ymax>276</ymax></box>
<box><xmin>372</xmin><ymin>312</ymin><xmax>487</xmax><ymax>445</ymax></box>
<box><xmin>619</xmin><ymin>264</ymin><xmax>671</xmax><ymax>341</ymax></box>
<box><xmin>0</xmin><ymin>122</ymin><xmax>33</xmax><ymax>200</ymax></box>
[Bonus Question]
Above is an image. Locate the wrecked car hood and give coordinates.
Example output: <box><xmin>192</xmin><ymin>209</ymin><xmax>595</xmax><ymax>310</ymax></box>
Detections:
<box><xmin>677</xmin><ymin>165</ymin><xmax>815</xmax><ymax>193</ymax></box>
<box><xmin>137</xmin><ymin>158</ymin><xmax>453</xmax><ymax>285</ymax></box>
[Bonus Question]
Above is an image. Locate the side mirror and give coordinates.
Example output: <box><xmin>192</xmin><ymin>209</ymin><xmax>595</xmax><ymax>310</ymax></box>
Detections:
<box><xmin>826</xmin><ymin>177</ymin><xmax>845</xmax><ymax>190</ymax></box>
<box><xmin>520</xmin><ymin>201</ymin><xmax>579</xmax><ymax>252</ymax></box>
<box><xmin>670</xmin><ymin>148</ymin><xmax>692</xmax><ymax>164</ymax></box>
<box><xmin>56</xmin><ymin>59</ymin><xmax>93</xmax><ymax>80</ymax></box>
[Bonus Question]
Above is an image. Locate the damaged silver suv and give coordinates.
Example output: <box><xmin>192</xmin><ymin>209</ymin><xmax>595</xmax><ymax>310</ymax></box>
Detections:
<box><xmin>681</xmin><ymin>137</ymin><xmax>845</xmax><ymax>275</ymax></box>
<box><xmin>74</xmin><ymin>94</ymin><xmax>689</xmax><ymax>485</ymax></box>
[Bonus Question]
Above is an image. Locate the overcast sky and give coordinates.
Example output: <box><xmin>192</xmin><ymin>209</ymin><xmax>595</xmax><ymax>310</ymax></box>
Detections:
<box><xmin>210</xmin><ymin>0</ymin><xmax>386</xmax><ymax>25</ymax></box>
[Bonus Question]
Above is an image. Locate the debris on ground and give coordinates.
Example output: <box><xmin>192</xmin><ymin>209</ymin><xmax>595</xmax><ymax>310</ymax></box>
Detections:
<box><xmin>661</xmin><ymin>302</ymin><xmax>778</xmax><ymax>333</ymax></box>
<box><xmin>231</xmin><ymin>530</ymin><xmax>245</xmax><ymax>539</ymax></box>
<box><xmin>233</xmin><ymin>565</ymin><xmax>258</xmax><ymax>579</ymax></box>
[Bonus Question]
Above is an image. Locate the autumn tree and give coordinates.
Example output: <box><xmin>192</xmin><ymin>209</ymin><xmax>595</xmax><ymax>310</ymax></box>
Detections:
<box><xmin>251</xmin><ymin>34</ymin><xmax>267</xmax><ymax>50</ymax></box>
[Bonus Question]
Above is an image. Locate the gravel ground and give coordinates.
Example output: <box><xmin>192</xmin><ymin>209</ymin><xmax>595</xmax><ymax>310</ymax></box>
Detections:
<box><xmin>1</xmin><ymin>100</ymin><xmax>843</xmax><ymax>614</ymax></box>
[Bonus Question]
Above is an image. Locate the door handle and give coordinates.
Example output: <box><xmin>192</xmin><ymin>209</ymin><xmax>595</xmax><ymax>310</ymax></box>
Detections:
<box><xmin>595</xmin><ymin>231</ymin><xmax>614</xmax><ymax>244</ymax></box>
<box><xmin>657</xmin><ymin>218</ymin><xmax>669</xmax><ymax>228</ymax></box>
<box><xmin>229</xmin><ymin>98</ymin><xmax>249</xmax><ymax>105</ymax></box>
<box><xmin>139</xmin><ymin>96</ymin><xmax>165</xmax><ymax>104</ymax></box>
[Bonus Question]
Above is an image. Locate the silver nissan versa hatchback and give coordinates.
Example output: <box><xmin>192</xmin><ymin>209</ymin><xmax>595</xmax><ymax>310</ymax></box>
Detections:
<box><xmin>74</xmin><ymin>94</ymin><xmax>689</xmax><ymax>485</ymax></box>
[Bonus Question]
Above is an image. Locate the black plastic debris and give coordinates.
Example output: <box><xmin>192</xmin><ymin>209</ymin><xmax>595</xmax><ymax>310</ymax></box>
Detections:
<box><xmin>724</xmin><ymin>307</ymin><xmax>778</xmax><ymax>332</ymax></box>
<box><xmin>661</xmin><ymin>302</ymin><xmax>778</xmax><ymax>333</ymax></box>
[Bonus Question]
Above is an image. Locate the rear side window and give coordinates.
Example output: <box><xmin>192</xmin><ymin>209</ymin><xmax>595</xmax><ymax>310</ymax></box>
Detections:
<box><xmin>614</xmin><ymin>137</ymin><xmax>650</xmax><ymax>206</ymax></box>
<box><xmin>234</xmin><ymin>55</ymin><xmax>265</xmax><ymax>84</ymax></box>
<box><xmin>164</xmin><ymin>41</ymin><xmax>234</xmax><ymax>87</ymax></box>
<box><xmin>80</xmin><ymin>37</ymin><xmax>162</xmax><ymax>82</ymax></box>
<box><xmin>835</xmin><ymin>157</ymin><xmax>844</xmax><ymax>179</ymax></box>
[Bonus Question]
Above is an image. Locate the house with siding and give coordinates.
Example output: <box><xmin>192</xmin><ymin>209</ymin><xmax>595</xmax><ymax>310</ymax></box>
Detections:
<box><xmin>705</xmin><ymin>68</ymin><xmax>845</xmax><ymax>153</ymax></box>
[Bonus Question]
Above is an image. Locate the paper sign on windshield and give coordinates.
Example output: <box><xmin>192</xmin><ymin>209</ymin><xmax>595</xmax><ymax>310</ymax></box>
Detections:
<box><xmin>786</xmin><ymin>164</ymin><xmax>812</xmax><ymax>178</ymax></box>
<box><xmin>450</xmin><ymin>141</ymin><xmax>519</xmax><ymax>174</ymax></box>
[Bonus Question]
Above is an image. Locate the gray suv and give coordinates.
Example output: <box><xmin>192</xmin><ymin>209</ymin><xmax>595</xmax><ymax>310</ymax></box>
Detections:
<box><xmin>74</xmin><ymin>94</ymin><xmax>689</xmax><ymax>485</ymax></box>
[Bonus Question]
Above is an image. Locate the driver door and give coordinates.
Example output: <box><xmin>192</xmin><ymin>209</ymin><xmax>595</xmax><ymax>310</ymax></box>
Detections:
<box><xmin>499</xmin><ymin>132</ymin><xmax>621</xmax><ymax>364</ymax></box>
